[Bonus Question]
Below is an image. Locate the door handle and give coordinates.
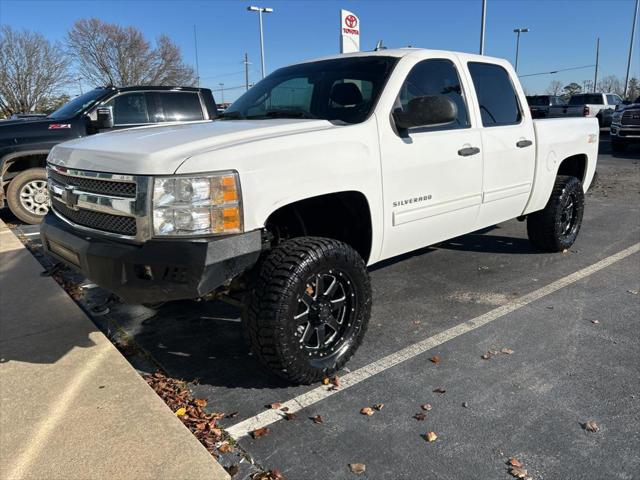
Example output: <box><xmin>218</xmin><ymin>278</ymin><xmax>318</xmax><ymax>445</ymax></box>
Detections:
<box><xmin>516</xmin><ymin>140</ymin><xmax>533</xmax><ymax>148</ymax></box>
<box><xmin>458</xmin><ymin>147</ymin><xmax>480</xmax><ymax>157</ymax></box>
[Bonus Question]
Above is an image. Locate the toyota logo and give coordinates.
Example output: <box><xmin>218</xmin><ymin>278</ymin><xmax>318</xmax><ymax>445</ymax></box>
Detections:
<box><xmin>345</xmin><ymin>15</ymin><xmax>358</xmax><ymax>28</ymax></box>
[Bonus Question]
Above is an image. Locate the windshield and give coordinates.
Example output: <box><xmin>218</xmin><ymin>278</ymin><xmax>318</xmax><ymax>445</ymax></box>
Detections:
<box><xmin>47</xmin><ymin>89</ymin><xmax>108</xmax><ymax>119</ymax></box>
<box><xmin>527</xmin><ymin>96</ymin><xmax>549</xmax><ymax>106</ymax></box>
<box><xmin>222</xmin><ymin>56</ymin><xmax>399</xmax><ymax>124</ymax></box>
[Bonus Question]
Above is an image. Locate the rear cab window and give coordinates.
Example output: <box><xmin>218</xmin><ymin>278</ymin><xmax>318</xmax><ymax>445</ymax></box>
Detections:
<box><xmin>467</xmin><ymin>62</ymin><xmax>522</xmax><ymax>126</ymax></box>
<box><xmin>151</xmin><ymin>92</ymin><xmax>205</xmax><ymax>122</ymax></box>
<box><xmin>569</xmin><ymin>94</ymin><xmax>603</xmax><ymax>105</ymax></box>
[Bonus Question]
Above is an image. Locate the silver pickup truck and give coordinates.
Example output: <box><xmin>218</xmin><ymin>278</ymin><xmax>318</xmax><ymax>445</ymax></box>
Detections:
<box><xmin>548</xmin><ymin>93</ymin><xmax>623</xmax><ymax>127</ymax></box>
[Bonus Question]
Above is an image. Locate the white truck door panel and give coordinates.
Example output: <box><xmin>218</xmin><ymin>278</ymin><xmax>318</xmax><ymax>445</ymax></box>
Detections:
<box><xmin>378</xmin><ymin>57</ymin><xmax>482</xmax><ymax>260</ymax></box>
<box><xmin>466</xmin><ymin>61</ymin><xmax>535</xmax><ymax>227</ymax></box>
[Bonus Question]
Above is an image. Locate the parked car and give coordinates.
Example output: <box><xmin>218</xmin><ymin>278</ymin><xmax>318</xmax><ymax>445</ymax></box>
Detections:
<box><xmin>0</xmin><ymin>86</ymin><xmax>218</xmax><ymax>224</ymax></box>
<box><xmin>40</xmin><ymin>49</ymin><xmax>598</xmax><ymax>383</ymax></box>
<box><xmin>564</xmin><ymin>93</ymin><xmax>623</xmax><ymax>127</ymax></box>
<box><xmin>525</xmin><ymin>95</ymin><xmax>570</xmax><ymax>118</ymax></box>
<box><xmin>610</xmin><ymin>98</ymin><xmax>640</xmax><ymax>152</ymax></box>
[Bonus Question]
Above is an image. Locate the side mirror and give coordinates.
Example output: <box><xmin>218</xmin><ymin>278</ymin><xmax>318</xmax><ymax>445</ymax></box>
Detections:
<box><xmin>95</xmin><ymin>106</ymin><xmax>114</xmax><ymax>129</ymax></box>
<box><xmin>393</xmin><ymin>95</ymin><xmax>457</xmax><ymax>130</ymax></box>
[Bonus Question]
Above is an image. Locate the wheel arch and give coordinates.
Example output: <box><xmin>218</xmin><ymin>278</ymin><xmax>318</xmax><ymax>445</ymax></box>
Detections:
<box><xmin>556</xmin><ymin>153</ymin><xmax>588</xmax><ymax>184</ymax></box>
<box><xmin>1</xmin><ymin>149</ymin><xmax>50</xmax><ymax>184</ymax></box>
<box><xmin>263</xmin><ymin>190</ymin><xmax>374</xmax><ymax>263</ymax></box>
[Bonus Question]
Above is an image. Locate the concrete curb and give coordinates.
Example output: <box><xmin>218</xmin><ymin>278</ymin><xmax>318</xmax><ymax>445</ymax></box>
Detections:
<box><xmin>0</xmin><ymin>219</ymin><xmax>230</xmax><ymax>480</ymax></box>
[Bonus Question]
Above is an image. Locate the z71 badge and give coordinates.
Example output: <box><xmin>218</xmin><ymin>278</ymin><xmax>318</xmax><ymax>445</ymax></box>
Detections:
<box><xmin>393</xmin><ymin>194</ymin><xmax>432</xmax><ymax>208</ymax></box>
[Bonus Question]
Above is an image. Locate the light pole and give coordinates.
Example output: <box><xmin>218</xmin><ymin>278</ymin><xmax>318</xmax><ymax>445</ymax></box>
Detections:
<box><xmin>219</xmin><ymin>83</ymin><xmax>224</xmax><ymax>104</ymax></box>
<box><xmin>513</xmin><ymin>27</ymin><xmax>529</xmax><ymax>73</ymax></box>
<box><xmin>624</xmin><ymin>0</ymin><xmax>639</xmax><ymax>98</ymax></box>
<box><xmin>247</xmin><ymin>6</ymin><xmax>273</xmax><ymax>79</ymax></box>
<box><xmin>479</xmin><ymin>0</ymin><xmax>487</xmax><ymax>55</ymax></box>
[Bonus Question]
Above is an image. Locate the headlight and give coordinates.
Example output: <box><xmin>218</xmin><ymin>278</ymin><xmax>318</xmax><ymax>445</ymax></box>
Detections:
<box><xmin>152</xmin><ymin>172</ymin><xmax>242</xmax><ymax>236</ymax></box>
<box><xmin>612</xmin><ymin>112</ymin><xmax>622</xmax><ymax>123</ymax></box>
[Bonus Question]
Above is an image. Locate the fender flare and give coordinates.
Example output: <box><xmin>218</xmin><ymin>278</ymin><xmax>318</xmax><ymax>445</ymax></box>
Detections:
<box><xmin>1</xmin><ymin>149</ymin><xmax>51</xmax><ymax>182</ymax></box>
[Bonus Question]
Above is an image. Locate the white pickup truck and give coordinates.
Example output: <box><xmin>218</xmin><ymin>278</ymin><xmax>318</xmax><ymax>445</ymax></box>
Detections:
<box><xmin>41</xmin><ymin>49</ymin><xmax>599</xmax><ymax>383</ymax></box>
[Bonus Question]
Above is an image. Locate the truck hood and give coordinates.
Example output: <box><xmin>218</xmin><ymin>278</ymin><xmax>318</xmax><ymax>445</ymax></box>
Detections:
<box><xmin>48</xmin><ymin>119</ymin><xmax>334</xmax><ymax>175</ymax></box>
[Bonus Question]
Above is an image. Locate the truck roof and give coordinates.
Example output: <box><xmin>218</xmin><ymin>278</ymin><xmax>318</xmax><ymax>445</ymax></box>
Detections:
<box><xmin>92</xmin><ymin>85</ymin><xmax>210</xmax><ymax>93</ymax></box>
<box><xmin>297</xmin><ymin>47</ymin><xmax>508</xmax><ymax>66</ymax></box>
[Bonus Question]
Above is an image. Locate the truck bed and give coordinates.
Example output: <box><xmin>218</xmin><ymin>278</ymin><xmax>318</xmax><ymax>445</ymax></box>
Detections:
<box><xmin>523</xmin><ymin>117</ymin><xmax>599</xmax><ymax>215</ymax></box>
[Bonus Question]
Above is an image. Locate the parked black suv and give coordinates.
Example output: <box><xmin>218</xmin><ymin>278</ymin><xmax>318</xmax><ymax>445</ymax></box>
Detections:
<box><xmin>0</xmin><ymin>86</ymin><xmax>217</xmax><ymax>224</ymax></box>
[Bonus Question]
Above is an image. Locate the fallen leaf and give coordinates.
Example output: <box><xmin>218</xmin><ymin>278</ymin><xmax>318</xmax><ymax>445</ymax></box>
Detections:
<box><xmin>322</xmin><ymin>377</ymin><xmax>330</xmax><ymax>385</ymax></box>
<box><xmin>562</xmin><ymin>249</ymin><xmax>568</xmax><ymax>254</ymax></box>
<box><xmin>218</xmin><ymin>442</ymin><xmax>233</xmax><ymax>453</ymax></box>
<box><xmin>509</xmin><ymin>467</ymin><xmax>528</xmax><ymax>478</ymax></box>
<box><xmin>195</xmin><ymin>422</ymin><xmax>206</xmax><ymax>430</ymax></box>
<box><xmin>413</xmin><ymin>320</ymin><xmax>421</xmax><ymax>325</ymax></box>
<box><xmin>501</xmin><ymin>348</ymin><xmax>514</xmax><ymax>355</ymax></box>
<box><xmin>349</xmin><ymin>463</ymin><xmax>366</xmax><ymax>474</ymax></box>
<box><xmin>194</xmin><ymin>398</ymin><xmax>207</xmax><ymax>408</ymax></box>
<box><xmin>373</xmin><ymin>403</ymin><xmax>384</xmax><ymax>411</ymax></box>
<box><xmin>226</xmin><ymin>411</ymin><xmax>239</xmax><ymax>418</ymax></box>
<box><xmin>421</xmin><ymin>403</ymin><xmax>432</xmax><ymax>411</ymax></box>
<box><xmin>225</xmin><ymin>465</ymin><xmax>240</xmax><ymax>477</ymax></box>
<box><xmin>360</xmin><ymin>407</ymin><xmax>375</xmax><ymax>416</ymax></box>
<box><xmin>426</xmin><ymin>431</ymin><xmax>438</xmax><ymax>442</ymax></box>
<box><xmin>312</xmin><ymin>414</ymin><xmax>323</xmax><ymax>424</ymax></box>
<box><xmin>626</xmin><ymin>289</ymin><xmax>638</xmax><ymax>295</ymax></box>
<box><xmin>267</xmin><ymin>402</ymin><xmax>282</xmax><ymax>410</ymax></box>
<box><xmin>509</xmin><ymin>458</ymin><xmax>523</xmax><ymax>468</ymax></box>
<box><xmin>285</xmin><ymin>412</ymin><xmax>297</xmax><ymax>421</ymax></box>
<box><xmin>584</xmin><ymin>420</ymin><xmax>599</xmax><ymax>432</ymax></box>
<box><xmin>175</xmin><ymin>407</ymin><xmax>186</xmax><ymax>416</ymax></box>
<box><xmin>433</xmin><ymin>388</ymin><xmax>446</xmax><ymax>394</ymax></box>
<box><xmin>280</xmin><ymin>406</ymin><xmax>289</xmax><ymax>412</ymax></box>
<box><xmin>591</xmin><ymin>320</ymin><xmax>600</xmax><ymax>324</ymax></box>
<box><xmin>414</xmin><ymin>412</ymin><xmax>427</xmax><ymax>421</ymax></box>
<box><xmin>462</xmin><ymin>402</ymin><xmax>469</xmax><ymax>408</ymax></box>
<box><xmin>251</xmin><ymin>427</ymin><xmax>271</xmax><ymax>438</ymax></box>
<box><xmin>430</xmin><ymin>355</ymin><xmax>441</xmax><ymax>364</ymax></box>
<box><xmin>331</xmin><ymin>376</ymin><xmax>340</xmax><ymax>387</ymax></box>
<box><xmin>271</xmin><ymin>469</ymin><xmax>285</xmax><ymax>480</ymax></box>
<box><xmin>481</xmin><ymin>352</ymin><xmax>493</xmax><ymax>360</ymax></box>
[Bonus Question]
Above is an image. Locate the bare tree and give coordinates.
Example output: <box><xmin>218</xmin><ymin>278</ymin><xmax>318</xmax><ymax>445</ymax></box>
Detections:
<box><xmin>562</xmin><ymin>82</ymin><xmax>582</xmax><ymax>98</ymax></box>
<box><xmin>0</xmin><ymin>26</ymin><xmax>69</xmax><ymax>116</ymax></box>
<box><xmin>545</xmin><ymin>80</ymin><xmax>563</xmax><ymax>95</ymax></box>
<box><xmin>626</xmin><ymin>77</ymin><xmax>639</xmax><ymax>100</ymax></box>
<box><xmin>597</xmin><ymin>75</ymin><xmax>623</xmax><ymax>95</ymax></box>
<box><xmin>67</xmin><ymin>19</ymin><xmax>195</xmax><ymax>87</ymax></box>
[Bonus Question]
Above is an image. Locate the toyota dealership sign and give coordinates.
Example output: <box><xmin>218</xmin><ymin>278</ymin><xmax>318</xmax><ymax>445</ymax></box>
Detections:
<box><xmin>340</xmin><ymin>9</ymin><xmax>360</xmax><ymax>53</ymax></box>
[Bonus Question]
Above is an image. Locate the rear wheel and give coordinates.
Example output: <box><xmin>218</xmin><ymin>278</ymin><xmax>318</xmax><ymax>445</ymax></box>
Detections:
<box><xmin>6</xmin><ymin>168</ymin><xmax>49</xmax><ymax>224</ymax></box>
<box><xmin>527</xmin><ymin>175</ymin><xmax>584</xmax><ymax>252</ymax></box>
<box><xmin>243</xmin><ymin>237</ymin><xmax>371</xmax><ymax>384</ymax></box>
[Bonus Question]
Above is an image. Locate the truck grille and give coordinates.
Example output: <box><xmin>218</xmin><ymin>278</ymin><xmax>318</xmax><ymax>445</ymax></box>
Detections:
<box><xmin>51</xmin><ymin>198</ymin><xmax>137</xmax><ymax>236</ymax></box>
<box><xmin>621</xmin><ymin>109</ymin><xmax>640</xmax><ymax>126</ymax></box>
<box><xmin>48</xmin><ymin>169</ymin><xmax>136</xmax><ymax>197</ymax></box>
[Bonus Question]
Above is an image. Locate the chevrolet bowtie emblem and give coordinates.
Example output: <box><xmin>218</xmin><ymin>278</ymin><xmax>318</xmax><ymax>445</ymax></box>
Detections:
<box><xmin>61</xmin><ymin>185</ymin><xmax>80</xmax><ymax>210</ymax></box>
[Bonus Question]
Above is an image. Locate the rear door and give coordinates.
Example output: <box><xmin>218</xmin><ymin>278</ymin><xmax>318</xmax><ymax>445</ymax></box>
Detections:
<box><xmin>379</xmin><ymin>56</ymin><xmax>483</xmax><ymax>259</ymax></box>
<box><xmin>466</xmin><ymin>61</ymin><xmax>536</xmax><ymax>227</ymax></box>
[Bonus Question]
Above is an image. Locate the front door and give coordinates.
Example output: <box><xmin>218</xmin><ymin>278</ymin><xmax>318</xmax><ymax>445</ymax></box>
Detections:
<box><xmin>378</xmin><ymin>57</ymin><xmax>483</xmax><ymax>260</ymax></box>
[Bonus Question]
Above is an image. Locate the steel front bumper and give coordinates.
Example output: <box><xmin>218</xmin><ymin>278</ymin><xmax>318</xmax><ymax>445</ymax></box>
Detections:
<box><xmin>40</xmin><ymin>213</ymin><xmax>262</xmax><ymax>304</ymax></box>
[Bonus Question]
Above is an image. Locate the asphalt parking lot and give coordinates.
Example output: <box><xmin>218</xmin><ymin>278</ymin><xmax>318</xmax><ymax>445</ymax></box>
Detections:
<box><xmin>3</xmin><ymin>134</ymin><xmax>639</xmax><ymax>480</ymax></box>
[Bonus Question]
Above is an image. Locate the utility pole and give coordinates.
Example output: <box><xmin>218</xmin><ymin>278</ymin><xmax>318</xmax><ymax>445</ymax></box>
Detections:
<box><xmin>193</xmin><ymin>25</ymin><xmax>200</xmax><ymax>87</ymax></box>
<box><xmin>244</xmin><ymin>53</ymin><xmax>250</xmax><ymax>91</ymax></box>
<box><xmin>479</xmin><ymin>0</ymin><xmax>487</xmax><ymax>55</ymax></box>
<box><xmin>513</xmin><ymin>28</ymin><xmax>529</xmax><ymax>73</ymax></box>
<box><xmin>624</xmin><ymin>0</ymin><xmax>639</xmax><ymax>98</ymax></box>
<box><xmin>247</xmin><ymin>6</ymin><xmax>274</xmax><ymax>79</ymax></box>
<box><xmin>219</xmin><ymin>83</ymin><xmax>224</xmax><ymax>104</ymax></box>
<box><xmin>593</xmin><ymin>37</ymin><xmax>600</xmax><ymax>93</ymax></box>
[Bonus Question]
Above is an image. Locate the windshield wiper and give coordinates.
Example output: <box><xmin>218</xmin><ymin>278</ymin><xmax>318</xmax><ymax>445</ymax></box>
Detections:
<box><xmin>247</xmin><ymin>109</ymin><xmax>318</xmax><ymax>120</ymax></box>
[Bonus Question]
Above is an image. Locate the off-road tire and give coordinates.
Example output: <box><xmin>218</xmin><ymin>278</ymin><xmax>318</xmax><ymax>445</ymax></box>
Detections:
<box><xmin>611</xmin><ymin>139</ymin><xmax>627</xmax><ymax>153</ymax></box>
<box><xmin>243</xmin><ymin>237</ymin><xmax>371</xmax><ymax>384</ymax></box>
<box><xmin>6</xmin><ymin>168</ymin><xmax>49</xmax><ymax>224</ymax></box>
<box><xmin>527</xmin><ymin>175</ymin><xmax>584</xmax><ymax>252</ymax></box>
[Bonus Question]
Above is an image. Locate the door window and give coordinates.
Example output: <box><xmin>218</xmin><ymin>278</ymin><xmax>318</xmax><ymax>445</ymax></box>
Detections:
<box><xmin>152</xmin><ymin>92</ymin><xmax>204</xmax><ymax>122</ymax></box>
<box><xmin>468</xmin><ymin>62</ymin><xmax>522</xmax><ymax>126</ymax></box>
<box><xmin>395</xmin><ymin>59</ymin><xmax>470</xmax><ymax>129</ymax></box>
<box><xmin>606</xmin><ymin>94</ymin><xmax>622</xmax><ymax>105</ymax></box>
<box><xmin>106</xmin><ymin>93</ymin><xmax>150</xmax><ymax>125</ymax></box>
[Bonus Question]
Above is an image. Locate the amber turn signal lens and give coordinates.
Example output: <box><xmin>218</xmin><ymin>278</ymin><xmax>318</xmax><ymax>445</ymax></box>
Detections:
<box><xmin>223</xmin><ymin>207</ymin><xmax>241</xmax><ymax>231</ymax></box>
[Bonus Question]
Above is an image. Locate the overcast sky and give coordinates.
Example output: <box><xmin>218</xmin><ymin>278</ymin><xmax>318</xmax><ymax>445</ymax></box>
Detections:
<box><xmin>1</xmin><ymin>0</ymin><xmax>638</xmax><ymax>101</ymax></box>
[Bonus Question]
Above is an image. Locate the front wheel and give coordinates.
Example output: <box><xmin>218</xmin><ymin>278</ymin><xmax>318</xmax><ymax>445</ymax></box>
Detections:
<box><xmin>243</xmin><ymin>237</ymin><xmax>371</xmax><ymax>384</ymax></box>
<box><xmin>527</xmin><ymin>175</ymin><xmax>584</xmax><ymax>252</ymax></box>
<box><xmin>6</xmin><ymin>168</ymin><xmax>49</xmax><ymax>224</ymax></box>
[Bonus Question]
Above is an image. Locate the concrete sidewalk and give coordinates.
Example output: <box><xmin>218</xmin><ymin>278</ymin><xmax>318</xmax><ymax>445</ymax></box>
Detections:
<box><xmin>0</xmin><ymin>220</ymin><xmax>229</xmax><ymax>480</ymax></box>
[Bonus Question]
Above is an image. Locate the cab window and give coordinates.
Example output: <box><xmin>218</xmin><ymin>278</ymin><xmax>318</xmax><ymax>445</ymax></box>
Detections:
<box><xmin>468</xmin><ymin>62</ymin><xmax>522</xmax><ymax>126</ymax></box>
<box><xmin>394</xmin><ymin>58</ymin><xmax>470</xmax><ymax>130</ymax></box>
<box><xmin>105</xmin><ymin>92</ymin><xmax>150</xmax><ymax>125</ymax></box>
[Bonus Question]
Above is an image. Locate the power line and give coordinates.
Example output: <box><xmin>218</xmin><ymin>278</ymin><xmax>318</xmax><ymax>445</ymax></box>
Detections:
<box><xmin>518</xmin><ymin>64</ymin><xmax>596</xmax><ymax>78</ymax></box>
